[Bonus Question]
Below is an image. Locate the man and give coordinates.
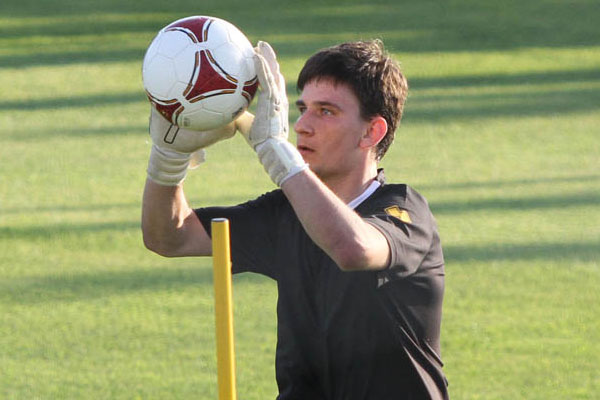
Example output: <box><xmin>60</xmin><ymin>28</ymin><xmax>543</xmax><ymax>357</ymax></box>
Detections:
<box><xmin>142</xmin><ymin>40</ymin><xmax>449</xmax><ymax>399</ymax></box>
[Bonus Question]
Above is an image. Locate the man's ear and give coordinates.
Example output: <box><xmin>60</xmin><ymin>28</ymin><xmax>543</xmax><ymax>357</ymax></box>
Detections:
<box><xmin>359</xmin><ymin>116</ymin><xmax>388</xmax><ymax>150</ymax></box>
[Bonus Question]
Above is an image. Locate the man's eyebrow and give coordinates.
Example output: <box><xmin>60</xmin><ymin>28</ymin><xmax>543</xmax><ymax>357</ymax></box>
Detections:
<box><xmin>295</xmin><ymin>100</ymin><xmax>341</xmax><ymax>109</ymax></box>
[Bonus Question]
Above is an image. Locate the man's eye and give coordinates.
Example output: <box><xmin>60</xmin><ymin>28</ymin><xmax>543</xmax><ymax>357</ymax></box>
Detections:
<box><xmin>298</xmin><ymin>107</ymin><xmax>306</xmax><ymax>114</ymax></box>
<box><xmin>321</xmin><ymin>108</ymin><xmax>332</xmax><ymax>115</ymax></box>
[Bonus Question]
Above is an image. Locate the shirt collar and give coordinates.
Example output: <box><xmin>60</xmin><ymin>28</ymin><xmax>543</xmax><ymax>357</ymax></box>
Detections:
<box><xmin>347</xmin><ymin>179</ymin><xmax>381</xmax><ymax>209</ymax></box>
<box><xmin>375</xmin><ymin>168</ymin><xmax>386</xmax><ymax>184</ymax></box>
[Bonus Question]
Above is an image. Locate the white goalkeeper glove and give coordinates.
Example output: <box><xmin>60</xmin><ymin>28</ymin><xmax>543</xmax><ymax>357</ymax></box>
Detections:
<box><xmin>244</xmin><ymin>41</ymin><xmax>308</xmax><ymax>186</ymax></box>
<box><xmin>147</xmin><ymin>106</ymin><xmax>245</xmax><ymax>186</ymax></box>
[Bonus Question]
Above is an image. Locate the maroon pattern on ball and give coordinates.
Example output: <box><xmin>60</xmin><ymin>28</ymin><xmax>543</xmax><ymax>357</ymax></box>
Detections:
<box><xmin>185</xmin><ymin>50</ymin><xmax>237</xmax><ymax>102</ymax></box>
<box><xmin>166</xmin><ymin>16</ymin><xmax>211</xmax><ymax>42</ymax></box>
<box><xmin>146</xmin><ymin>91</ymin><xmax>183</xmax><ymax>123</ymax></box>
<box><xmin>242</xmin><ymin>77</ymin><xmax>259</xmax><ymax>104</ymax></box>
<box><xmin>155</xmin><ymin>101</ymin><xmax>183</xmax><ymax>124</ymax></box>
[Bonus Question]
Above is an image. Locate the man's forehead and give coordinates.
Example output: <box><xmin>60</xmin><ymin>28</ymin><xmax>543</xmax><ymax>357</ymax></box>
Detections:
<box><xmin>297</xmin><ymin>78</ymin><xmax>358</xmax><ymax>107</ymax></box>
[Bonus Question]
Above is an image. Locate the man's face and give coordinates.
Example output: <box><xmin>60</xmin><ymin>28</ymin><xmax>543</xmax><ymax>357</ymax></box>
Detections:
<box><xmin>294</xmin><ymin>79</ymin><xmax>372</xmax><ymax>180</ymax></box>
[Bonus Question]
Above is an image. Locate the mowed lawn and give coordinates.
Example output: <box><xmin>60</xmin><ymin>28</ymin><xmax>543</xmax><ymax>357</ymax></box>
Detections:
<box><xmin>1</xmin><ymin>0</ymin><xmax>599</xmax><ymax>399</ymax></box>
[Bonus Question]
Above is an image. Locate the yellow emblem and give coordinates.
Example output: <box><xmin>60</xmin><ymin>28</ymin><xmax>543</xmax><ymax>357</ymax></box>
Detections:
<box><xmin>384</xmin><ymin>206</ymin><xmax>412</xmax><ymax>224</ymax></box>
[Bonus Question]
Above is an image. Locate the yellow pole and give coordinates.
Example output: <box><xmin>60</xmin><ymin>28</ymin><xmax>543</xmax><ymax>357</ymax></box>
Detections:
<box><xmin>211</xmin><ymin>218</ymin><xmax>237</xmax><ymax>400</ymax></box>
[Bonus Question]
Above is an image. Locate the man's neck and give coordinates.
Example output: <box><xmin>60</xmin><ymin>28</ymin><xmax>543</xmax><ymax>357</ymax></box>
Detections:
<box><xmin>320</xmin><ymin>164</ymin><xmax>379</xmax><ymax>204</ymax></box>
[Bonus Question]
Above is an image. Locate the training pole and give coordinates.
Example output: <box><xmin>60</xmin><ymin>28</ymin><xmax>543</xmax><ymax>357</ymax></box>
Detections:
<box><xmin>211</xmin><ymin>218</ymin><xmax>237</xmax><ymax>400</ymax></box>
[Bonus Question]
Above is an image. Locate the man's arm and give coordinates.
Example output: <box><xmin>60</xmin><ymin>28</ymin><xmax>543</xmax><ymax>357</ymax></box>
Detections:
<box><xmin>141</xmin><ymin>179</ymin><xmax>211</xmax><ymax>257</ymax></box>
<box><xmin>281</xmin><ymin>170</ymin><xmax>390</xmax><ymax>271</ymax></box>
<box><xmin>141</xmin><ymin>107</ymin><xmax>251</xmax><ymax>257</ymax></box>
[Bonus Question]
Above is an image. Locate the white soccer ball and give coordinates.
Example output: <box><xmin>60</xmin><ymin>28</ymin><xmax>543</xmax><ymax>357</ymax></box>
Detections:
<box><xmin>142</xmin><ymin>16</ymin><xmax>257</xmax><ymax>131</ymax></box>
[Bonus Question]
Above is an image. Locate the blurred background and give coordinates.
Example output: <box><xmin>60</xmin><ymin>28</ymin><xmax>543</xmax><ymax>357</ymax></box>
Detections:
<box><xmin>1</xmin><ymin>0</ymin><xmax>599</xmax><ymax>398</ymax></box>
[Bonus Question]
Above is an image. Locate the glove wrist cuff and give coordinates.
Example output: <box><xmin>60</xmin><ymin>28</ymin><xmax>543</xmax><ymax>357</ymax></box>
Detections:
<box><xmin>256</xmin><ymin>138</ymin><xmax>309</xmax><ymax>186</ymax></box>
<box><xmin>147</xmin><ymin>144</ymin><xmax>192</xmax><ymax>186</ymax></box>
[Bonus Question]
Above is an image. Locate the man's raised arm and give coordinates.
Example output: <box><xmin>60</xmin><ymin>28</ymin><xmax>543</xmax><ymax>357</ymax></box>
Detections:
<box><xmin>142</xmin><ymin>179</ymin><xmax>210</xmax><ymax>257</ymax></box>
<box><xmin>141</xmin><ymin>107</ymin><xmax>247</xmax><ymax>257</ymax></box>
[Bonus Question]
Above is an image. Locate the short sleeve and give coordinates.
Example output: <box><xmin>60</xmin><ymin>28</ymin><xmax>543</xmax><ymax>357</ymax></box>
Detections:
<box><xmin>365</xmin><ymin>212</ymin><xmax>433</xmax><ymax>279</ymax></box>
<box><xmin>358</xmin><ymin>185</ymin><xmax>439</xmax><ymax>280</ymax></box>
<box><xmin>194</xmin><ymin>191</ymin><xmax>283</xmax><ymax>279</ymax></box>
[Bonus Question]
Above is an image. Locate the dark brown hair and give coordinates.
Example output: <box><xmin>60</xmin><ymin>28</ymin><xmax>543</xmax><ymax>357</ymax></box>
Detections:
<box><xmin>297</xmin><ymin>40</ymin><xmax>408</xmax><ymax>160</ymax></box>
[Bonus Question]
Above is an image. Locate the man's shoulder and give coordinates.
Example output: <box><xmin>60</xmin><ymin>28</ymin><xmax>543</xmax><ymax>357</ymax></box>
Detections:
<box><xmin>366</xmin><ymin>183</ymin><xmax>430</xmax><ymax>211</ymax></box>
<box><xmin>242</xmin><ymin>188</ymin><xmax>287</xmax><ymax>208</ymax></box>
<box><xmin>194</xmin><ymin>188</ymin><xmax>288</xmax><ymax>228</ymax></box>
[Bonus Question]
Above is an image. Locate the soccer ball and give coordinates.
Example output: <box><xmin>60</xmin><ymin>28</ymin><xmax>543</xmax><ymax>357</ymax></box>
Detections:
<box><xmin>142</xmin><ymin>16</ymin><xmax>258</xmax><ymax>131</ymax></box>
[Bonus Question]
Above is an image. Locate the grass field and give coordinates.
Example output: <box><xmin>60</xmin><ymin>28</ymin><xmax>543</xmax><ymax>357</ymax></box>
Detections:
<box><xmin>1</xmin><ymin>0</ymin><xmax>599</xmax><ymax>398</ymax></box>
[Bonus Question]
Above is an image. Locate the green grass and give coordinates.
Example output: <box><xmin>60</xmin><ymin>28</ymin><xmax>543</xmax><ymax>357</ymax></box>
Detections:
<box><xmin>1</xmin><ymin>0</ymin><xmax>599</xmax><ymax>398</ymax></box>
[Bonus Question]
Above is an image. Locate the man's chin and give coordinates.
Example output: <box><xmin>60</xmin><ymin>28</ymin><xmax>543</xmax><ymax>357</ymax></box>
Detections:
<box><xmin>309</xmin><ymin>165</ymin><xmax>331</xmax><ymax>181</ymax></box>
<box><xmin>307</xmin><ymin>164</ymin><xmax>321</xmax><ymax>177</ymax></box>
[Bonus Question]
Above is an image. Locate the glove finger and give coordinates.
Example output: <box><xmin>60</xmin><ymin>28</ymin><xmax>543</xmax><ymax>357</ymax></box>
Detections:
<box><xmin>253</xmin><ymin>52</ymin><xmax>278</xmax><ymax>103</ymax></box>
<box><xmin>258</xmin><ymin>41</ymin><xmax>285</xmax><ymax>94</ymax></box>
<box><xmin>257</xmin><ymin>42</ymin><xmax>279</xmax><ymax>78</ymax></box>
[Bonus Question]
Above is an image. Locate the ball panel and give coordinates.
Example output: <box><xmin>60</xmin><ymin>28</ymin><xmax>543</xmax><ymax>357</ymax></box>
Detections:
<box><xmin>204</xmin><ymin>19</ymin><xmax>230</xmax><ymax>48</ymax></box>
<box><xmin>210</xmin><ymin>42</ymin><xmax>245</xmax><ymax>77</ymax></box>
<box><xmin>225</xmin><ymin>22</ymin><xmax>254</xmax><ymax>55</ymax></box>
<box><xmin>143</xmin><ymin>54</ymin><xmax>178</xmax><ymax>99</ymax></box>
<box><xmin>180</xmin><ymin>107</ymin><xmax>227</xmax><ymax>130</ymax></box>
<box><xmin>143</xmin><ymin>34</ymin><xmax>162</xmax><ymax>66</ymax></box>
<box><xmin>236</xmin><ymin>56</ymin><xmax>256</xmax><ymax>83</ymax></box>
<box><xmin>202</xmin><ymin>92</ymin><xmax>245</xmax><ymax>114</ymax></box>
<box><xmin>168</xmin><ymin>81</ymin><xmax>192</xmax><ymax>102</ymax></box>
<box><xmin>157</xmin><ymin>30</ymin><xmax>193</xmax><ymax>58</ymax></box>
<box><xmin>173</xmin><ymin>46</ymin><xmax>199</xmax><ymax>90</ymax></box>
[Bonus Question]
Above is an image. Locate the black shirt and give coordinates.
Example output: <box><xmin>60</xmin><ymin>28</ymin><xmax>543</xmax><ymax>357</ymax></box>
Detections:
<box><xmin>195</xmin><ymin>171</ymin><xmax>449</xmax><ymax>399</ymax></box>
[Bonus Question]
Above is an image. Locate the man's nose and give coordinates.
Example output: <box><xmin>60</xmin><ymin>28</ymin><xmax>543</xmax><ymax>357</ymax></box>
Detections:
<box><xmin>294</xmin><ymin>111</ymin><xmax>314</xmax><ymax>136</ymax></box>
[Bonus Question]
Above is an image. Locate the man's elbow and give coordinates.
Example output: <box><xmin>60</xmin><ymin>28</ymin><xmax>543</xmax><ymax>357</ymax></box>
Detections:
<box><xmin>333</xmin><ymin>245</ymin><xmax>387</xmax><ymax>272</ymax></box>
<box><xmin>142</xmin><ymin>230</ymin><xmax>180</xmax><ymax>258</ymax></box>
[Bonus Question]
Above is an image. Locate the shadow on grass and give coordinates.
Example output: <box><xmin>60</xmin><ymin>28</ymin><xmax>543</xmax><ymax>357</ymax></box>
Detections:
<box><xmin>0</xmin><ymin>220</ymin><xmax>140</xmax><ymax>241</ymax></box>
<box><xmin>0</xmin><ymin>193</ymin><xmax>251</xmax><ymax>217</ymax></box>
<box><xmin>0</xmin><ymin>15</ymin><xmax>169</xmax><ymax>39</ymax></box>
<box><xmin>0</xmin><ymin>48</ymin><xmax>148</xmax><ymax>69</ymax></box>
<box><xmin>410</xmin><ymin>69</ymin><xmax>600</xmax><ymax>90</ymax></box>
<box><xmin>430</xmin><ymin>191</ymin><xmax>600</xmax><ymax>215</ymax></box>
<box><xmin>3</xmin><ymin>125</ymin><xmax>147</xmax><ymax>142</ymax></box>
<box><xmin>416</xmin><ymin>174</ymin><xmax>600</xmax><ymax>192</ymax></box>
<box><xmin>0</xmin><ymin>201</ymin><xmax>140</xmax><ymax>215</ymax></box>
<box><xmin>405</xmin><ymin>86</ymin><xmax>600</xmax><ymax>122</ymax></box>
<box><xmin>0</xmin><ymin>265</ymin><xmax>215</xmax><ymax>304</ymax></box>
<box><xmin>444</xmin><ymin>240</ymin><xmax>600</xmax><ymax>264</ymax></box>
<box><xmin>0</xmin><ymin>92</ymin><xmax>146</xmax><ymax>111</ymax></box>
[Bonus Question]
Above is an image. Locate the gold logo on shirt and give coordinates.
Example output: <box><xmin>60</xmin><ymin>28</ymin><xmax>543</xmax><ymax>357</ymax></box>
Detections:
<box><xmin>384</xmin><ymin>206</ymin><xmax>412</xmax><ymax>224</ymax></box>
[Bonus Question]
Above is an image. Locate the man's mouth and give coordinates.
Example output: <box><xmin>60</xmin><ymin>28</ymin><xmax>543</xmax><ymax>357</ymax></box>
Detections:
<box><xmin>297</xmin><ymin>145</ymin><xmax>314</xmax><ymax>155</ymax></box>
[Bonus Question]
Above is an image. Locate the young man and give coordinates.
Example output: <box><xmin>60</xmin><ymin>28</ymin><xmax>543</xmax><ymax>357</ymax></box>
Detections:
<box><xmin>142</xmin><ymin>40</ymin><xmax>449</xmax><ymax>399</ymax></box>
